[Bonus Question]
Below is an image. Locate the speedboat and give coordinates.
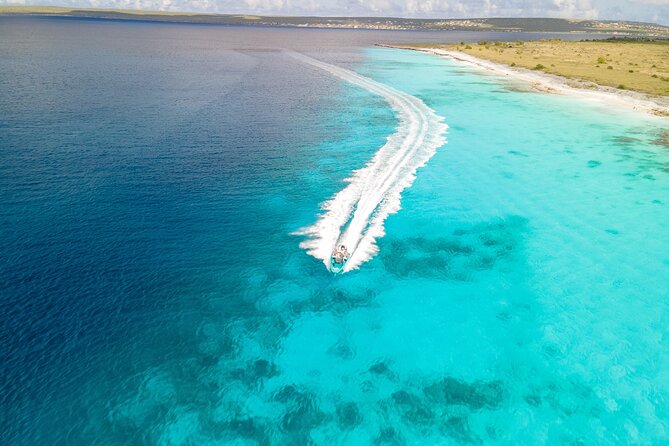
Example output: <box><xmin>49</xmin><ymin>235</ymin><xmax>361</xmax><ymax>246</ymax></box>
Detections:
<box><xmin>330</xmin><ymin>244</ymin><xmax>349</xmax><ymax>274</ymax></box>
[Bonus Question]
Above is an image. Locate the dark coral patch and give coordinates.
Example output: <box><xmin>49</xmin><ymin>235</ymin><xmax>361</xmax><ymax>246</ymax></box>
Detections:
<box><xmin>374</xmin><ymin>426</ymin><xmax>404</xmax><ymax>446</ymax></box>
<box><xmin>423</xmin><ymin>377</ymin><xmax>504</xmax><ymax>410</ymax></box>
<box><xmin>391</xmin><ymin>390</ymin><xmax>434</xmax><ymax>425</ymax></box>
<box><xmin>441</xmin><ymin>416</ymin><xmax>479</xmax><ymax>444</ymax></box>
<box><xmin>336</xmin><ymin>402</ymin><xmax>362</xmax><ymax>430</ymax></box>
<box><xmin>272</xmin><ymin>385</ymin><xmax>327</xmax><ymax>438</ymax></box>
<box><xmin>651</xmin><ymin>130</ymin><xmax>669</xmax><ymax>148</ymax></box>
<box><xmin>380</xmin><ymin>217</ymin><xmax>527</xmax><ymax>280</ymax></box>
<box><xmin>369</xmin><ymin>361</ymin><xmax>390</xmax><ymax>375</ymax></box>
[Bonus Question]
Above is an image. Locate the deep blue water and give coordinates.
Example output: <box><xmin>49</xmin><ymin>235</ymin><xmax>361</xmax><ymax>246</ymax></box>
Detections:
<box><xmin>2</xmin><ymin>17</ymin><xmax>669</xmax><ymax>445</ymax></box>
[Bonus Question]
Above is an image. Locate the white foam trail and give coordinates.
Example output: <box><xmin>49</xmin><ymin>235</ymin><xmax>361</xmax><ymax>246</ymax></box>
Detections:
<box><xmin>288</xmin><ymin>51</ymin><xmax>448</xmax><ymax>272</ymax></box>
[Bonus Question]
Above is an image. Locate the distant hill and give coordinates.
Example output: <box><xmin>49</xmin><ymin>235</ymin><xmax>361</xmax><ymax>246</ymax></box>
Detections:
<box><xmin>2</xmin><ymin>6</ymin><xmax>668</xmax><ymax>36</ymax></box>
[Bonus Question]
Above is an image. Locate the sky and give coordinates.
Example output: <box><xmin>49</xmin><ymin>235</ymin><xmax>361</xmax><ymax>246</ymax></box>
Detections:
<box><xmin>2</xmin><ymin>0</ymin><xmax>668</xmax><ymax>25</ymax></box>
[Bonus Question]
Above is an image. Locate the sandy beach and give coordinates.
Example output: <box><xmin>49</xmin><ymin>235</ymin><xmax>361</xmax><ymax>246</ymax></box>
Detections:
<box><xmin>386</xmin><ymin>45</ymin><xmax>669</xmax><ymax>117</ymax></box>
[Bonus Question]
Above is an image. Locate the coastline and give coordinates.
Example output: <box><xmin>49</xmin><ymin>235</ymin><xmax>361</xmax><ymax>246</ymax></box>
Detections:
<box><xmin>382</xmin><ymin>44</ymin><xmax>669</xmax><ymax>118</ymax></box>
<box><xmin>3</xmin><ymin>7</ymin><xmax>669</xmax><ymax>35</ymax></box>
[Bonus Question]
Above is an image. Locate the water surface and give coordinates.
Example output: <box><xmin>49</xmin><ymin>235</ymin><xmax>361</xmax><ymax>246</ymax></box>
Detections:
<box><xmin>1</xmin><ymin>17</ymin><xmax>669</xmax><ymax>445</ymax></box>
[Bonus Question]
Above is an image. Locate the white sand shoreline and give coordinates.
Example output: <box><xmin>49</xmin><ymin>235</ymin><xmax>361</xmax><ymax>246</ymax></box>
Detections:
<box><xmin>384</xmin><ymin>45</ymin><xmax>669</xmax><ymax>118</ymax></box>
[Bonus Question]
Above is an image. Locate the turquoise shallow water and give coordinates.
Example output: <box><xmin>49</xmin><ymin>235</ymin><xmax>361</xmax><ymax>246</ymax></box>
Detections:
<box><xmin>256</xmin><ymin>49</ymin><xmax>669</xmax><ymax>444</ymax></box>
<box><xmin>2</xmin><ymin>18</ymin><xmax>669</xmax><ymax>445</ymax></box>
<box><xmin>352</xmin><ymin>49</ymin><xmax>669</xmax><ymax>443</ymax></box>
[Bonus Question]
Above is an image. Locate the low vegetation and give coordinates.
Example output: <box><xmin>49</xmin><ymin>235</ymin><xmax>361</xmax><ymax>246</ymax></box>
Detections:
<box><xmin>0</xmin><ymin>6</ymin><xmax>197</xmax><ymax>15</ymax></box>
<box><xmin>438</xmin><ymin>38</ymin><xmax>669</xmax><ymax>96</ymax></box>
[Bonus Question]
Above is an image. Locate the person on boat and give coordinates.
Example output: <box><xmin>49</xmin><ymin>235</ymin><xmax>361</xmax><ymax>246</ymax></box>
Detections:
<box><xmin>333</xmin><ymin>245</ymin><xmax>348</xmax><ymax>264</ymax></box>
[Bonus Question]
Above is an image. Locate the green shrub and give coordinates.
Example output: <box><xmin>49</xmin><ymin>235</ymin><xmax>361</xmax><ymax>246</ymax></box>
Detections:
<box><xmin>597</xmin><ymin>56</ymin><xmax>606</xmax><ymax>64</ymax></box>
<box><xmin>652</xmin><ymin>74</ymin><xmax>659</xmax><ymax>78</ymax></box>
<box><xmin>607</xmin><ymin>66</ymin><xmax>613</xmax><ymax>70</ymax></box>
<box><xmin>617</xmin><ymin>84</ymin><xmax>626</xmax><ymax>89</ymax></box>
<box><xmin>465</xmin><ymin>45</ymin><xmax>472</xmax><ymax>49</ymax></box>
<box><xmin>511</xmin><ymin>62</ymin><xmax>516</xmax><ymax>67</ymax></box>
<box><xmin>533</xmin><ymin>64</ymin><xmax>546</xmax><ymax>70</ymax></box>
<box><xmin>478</xmin><ymin>41</ymin><xmax>487</xmax><ymax>45</ymax></box>
<box><xmin>629</xmin><ymin>70</ymin><xmax>634</xmax><ymax>73</ymax></box>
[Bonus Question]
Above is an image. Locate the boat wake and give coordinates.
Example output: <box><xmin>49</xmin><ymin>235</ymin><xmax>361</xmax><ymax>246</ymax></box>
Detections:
<box><xmin>288</xmin><ymin>51</ymin><xmax>448</xmax><ymax>273</ymax></box>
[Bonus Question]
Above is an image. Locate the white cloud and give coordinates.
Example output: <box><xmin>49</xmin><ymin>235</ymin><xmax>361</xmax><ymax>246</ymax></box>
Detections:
<box><xmin>630</xmin><ymin>0</ymin><xmax>669</xmax><ymax>4</ymax></box>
